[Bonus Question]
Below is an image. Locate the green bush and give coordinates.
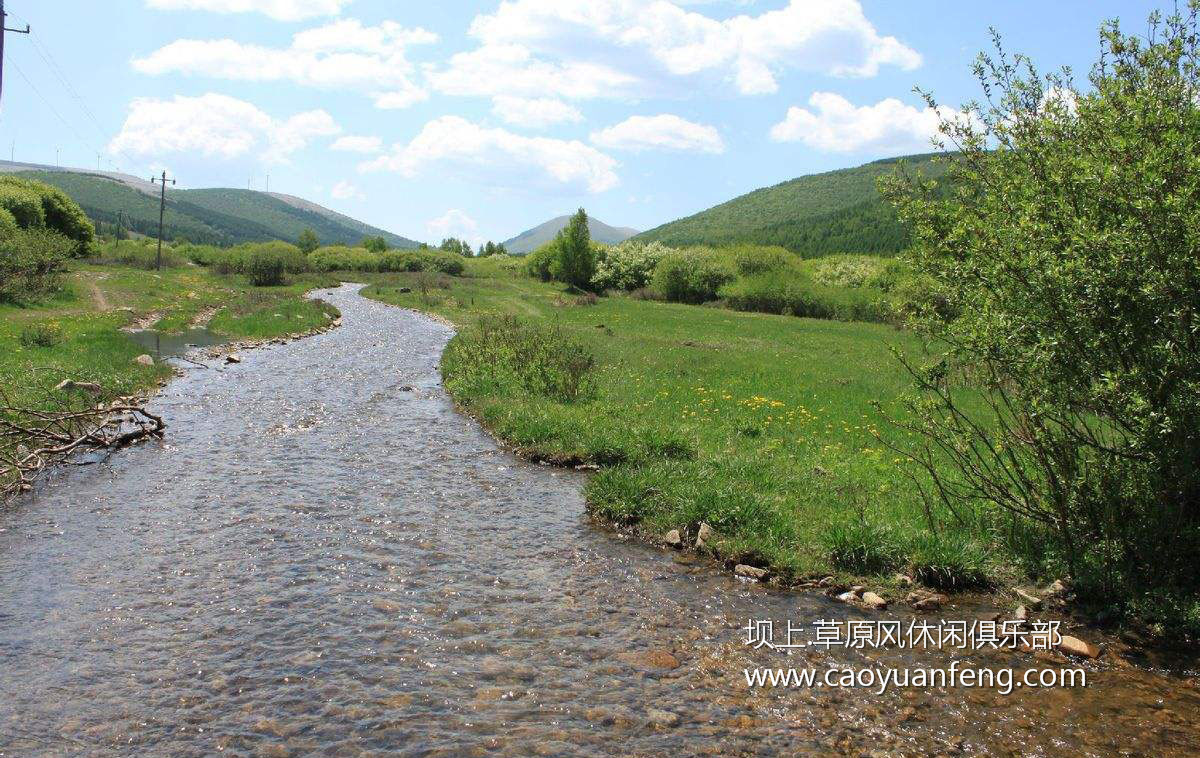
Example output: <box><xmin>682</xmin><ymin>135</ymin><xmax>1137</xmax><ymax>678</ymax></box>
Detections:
<box><xmin>650</xmin><ymin>248</ymin><xmax>735</xmax><ymax>304</ymax></box>
<box><xmin>0</xmin><ymin>208</ymin><xmax>19</xmax><ymax>239</ymax></box>
<box><xmin>237</xmin><ymin>241</ymin><xmax>309</xmax><ymax>274</ymax></box>
<box><xmin>0</xmin><ymin>176</ymin><xmax>96</xmax><ymax>257</ymax></box>
<box><xmin>730</xmin><ymin>245</ymin><xmax>795</xmax><ymax>276</ymax></box>
<box><xmin>0</xmin><ymin>184</ymin><xmax>46</xmax><ymax>229</ymax></box>
<box><xmin>18</xmin><ymin>321</ymin><xmax>64</xmax><ymax>348</ymax></box>
<box><xmin>443</xmin><ymin>314</ymin><xmax>595</xmax><ymax>403</ymax></box>
<box><xmin>720</xmin><ymin>272</ymin><xmax>890</xmax><ymax>322</ymax></box>
<box><xmin>591</xmin><ymin>240</ymin><xmax>672</xmax><ymax>291</ymax></box>
<box><xmin>307</xmin><ymin>245</ymin><xmax>379</xmax><ymax>272</ymax></box>
<box><xmin>0</xmin><ymin>229</ymin><xmax>73</xmax><ymax>302</ymax></box>
<box><xmin>245</xmin><ymin>252</ymin><xmax>286</xmax><ymax>286</ymax></box>
<box><xmin>378</xmin><ymin>250</ymin><xmax>465</xmax><ymax>275</ymax></box>
<box><xmin>97</xmin><ymin>240</ymin><xmax>187</xmax><ymax>269</ymax></box>
<box><xmin>524</xmin><ymin>242</ymin><xmax>557</xmax><ymax>282</ymax></box>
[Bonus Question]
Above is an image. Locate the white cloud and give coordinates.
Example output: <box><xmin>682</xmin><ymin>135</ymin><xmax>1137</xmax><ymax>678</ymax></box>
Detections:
<box><xmin>145</xmin><ymin>0</ymin><xmax>351</xmax><ymax>21</ymax></box>
<box><xmin>133</xmin><ymin>19</ymin><xmax>436</xmax><ymax>109</ymax></box>
<box><xmin>431</xmin><ymin>0</ymin><xmax>920</xmax><ymax>101</ymax></box>
<box><xmin>491</xmin><ymin>96</ymin><xmax>583</xmax><ymax>129</ymax></box>
<box><xmin>591</xmin><ymin>114</ymin><xmax>723</xmax><ymax>153</ymax></box>
<box><xmin>330</xmin><ymin>135</ymin><xmax>382</xmax><ymax>153</ymax></box>
<box><xmin>426</xmin><ymin>209</ymin><xmax>482</xmax><ymax>245</ymax></box>
<box><xmin>426</xmin><ymin>44</ymin><xmax>638</xmax><ymax>100</ymax></box>
<box><xmin>108</xmin><ymin>93</ymin><xmax>340</xmax><ymax>164</ymax></box>
<box><xmin>361</xmin><ymin>116</ymin><xmax>618</xmax><ymax>194</ymax></box>
<box><xmin>770</xmin><ymin>92</ymin><xmax>947</xmax><ymax>154</ymax></box>
<box><xmin>330</xmin><ymin>180</ymin><xmax>364</xmax><ymax>200</ymax></box>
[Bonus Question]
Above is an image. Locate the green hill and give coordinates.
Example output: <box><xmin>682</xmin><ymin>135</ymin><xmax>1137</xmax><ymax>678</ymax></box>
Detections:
<box><xmin>634</xmin><ymin>153</ymin><xmax>947</xmax><ymax>256</ymax></box>
<box><xmin>0</xmin><ymin>163</ymin><xmax>418</xmax><ymax>248</ymax></box>
<box><xmin>503</xmin><ymin>214</ymin><xmax>639</xmax><ymax>254</ymax></box>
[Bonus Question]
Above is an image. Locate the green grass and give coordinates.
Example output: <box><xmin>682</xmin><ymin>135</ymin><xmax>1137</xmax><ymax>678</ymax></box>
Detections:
<box><xmin>362</xmin><ymin>259</ymin><xmax>998</xmax><ymax>589</ymax></box>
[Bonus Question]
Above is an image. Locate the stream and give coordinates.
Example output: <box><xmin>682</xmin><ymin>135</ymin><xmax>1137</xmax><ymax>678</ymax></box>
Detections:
<box><xmin>1</xmin><ymin>283</ymin><xmax>1197</xmax><ymax>757</ymax></box>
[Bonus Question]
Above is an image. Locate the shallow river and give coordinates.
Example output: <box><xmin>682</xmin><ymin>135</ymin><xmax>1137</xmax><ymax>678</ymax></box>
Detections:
<box><xmin>1</xmin><ymin>284</ymin><xmax>1197</xmax><ymax>757</ymax></box>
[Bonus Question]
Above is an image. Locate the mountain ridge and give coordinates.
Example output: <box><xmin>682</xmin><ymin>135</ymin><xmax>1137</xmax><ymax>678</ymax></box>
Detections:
<box><xmin>503</xmin><ymin>214</ymin><xmax>639</xmax><ymax>254</ymax></box>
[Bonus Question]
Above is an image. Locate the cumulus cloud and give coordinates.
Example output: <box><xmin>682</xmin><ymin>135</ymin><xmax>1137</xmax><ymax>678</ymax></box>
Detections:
<box><xmin>591</xmin><ymin>114</ymin><xmax>723</xmax><ymax>153</ymax></box>
<box><xmin>108</xmin><ymin>93</ymin><xmax>340</xmax><ymax>163</ymax></box>
<box><xmin>769</xmin><ymin>92</ymin><xmax>949</xmax><ymax>154</ymax></box>
<box><xmin>426</xmin><ymin>209</ymin><xmax>482</xmax><ymax>245</ymax></box>
<box><xmin>330</xmin><ymin>180</ymin><xmax>364</xmax><ymax>200</ymax></box>
<box><xmin>330</xmin><ymin>135</ymin><xmax>382</xmax><ymax>153</ymax></box>
<box><xmin>361</xmin><ymin>116</ymin><xmax>618</xmax><ymax>194</ymax></box>
<box><xmin>144</xmin><ymin>0</ymin><xmax>351</xmax><ymax>21</ymax></box>
<box><xmin>428</xmin><ymin>0</ymin><xmax>920</xmax><ymax>101</ymax></box>
<box><xmin>491</xmin><ymin>96</ymin><xmax>583</xmax><ymax>129</ymax></box>
<box><xmin>133</xmin><ymin>19</ymin><xmax>436</xmax><ymax>109</ymax></box>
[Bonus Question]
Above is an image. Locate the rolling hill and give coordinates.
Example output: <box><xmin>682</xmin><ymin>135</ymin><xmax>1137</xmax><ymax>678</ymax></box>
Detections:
<box><xmin>503</xmin><ymin>214</ymin><xmax>639</xmax><ymax>254</ymax></box>
<box><xmin>634</xmin><ymin>153</ymin><xmax>948</xmax><ymax>256</ymax></box>
<box><xmin>0</xmin><ymin>161</ymin><xmax>418</xmax><ymax>248</ymax></box>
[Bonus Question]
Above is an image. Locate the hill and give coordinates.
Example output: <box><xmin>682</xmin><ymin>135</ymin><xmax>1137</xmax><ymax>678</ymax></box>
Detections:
<box><xmin>0</xmin><ymin>161</ymin><xmax>418</xmax><ymax>248</ymax></box>
<box><xmin>634</xmin><ymin>153</ymin><xmax>947</xmax><ymax>256</ymax></box>
<box><xmin>504</xmin><ymin>214</ymin><xmax>639</xmax><ymax>254</ymax></box>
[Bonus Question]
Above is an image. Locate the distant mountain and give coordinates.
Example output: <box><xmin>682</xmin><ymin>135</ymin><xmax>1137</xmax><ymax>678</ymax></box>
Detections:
<box><xmin>503</xmin><ymin>214</ymin><xmax>639</xmax><ymax>254</ymax></box>
<box><xmin>0</xmin><ymin>161</ymin><xmax>418</xmax><ymax>248</ymax></box>
<box><xmin>634</xmin><ymin>153</ymin><xmax>948</xmax><ymax>256</ymax></box>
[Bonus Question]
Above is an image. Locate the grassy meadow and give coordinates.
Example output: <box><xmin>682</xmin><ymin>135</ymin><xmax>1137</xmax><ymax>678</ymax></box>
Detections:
<box><xmin>363</xmin><ymin>258</ymin><xmax>998</xmax><ymax>591</ymax></box>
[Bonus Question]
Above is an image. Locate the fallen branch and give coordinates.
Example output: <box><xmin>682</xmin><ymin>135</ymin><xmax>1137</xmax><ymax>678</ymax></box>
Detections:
<box><xmin>1</xmin><ymin>384</ymin><xmax>166</xmax><ymax>502</ymax></box>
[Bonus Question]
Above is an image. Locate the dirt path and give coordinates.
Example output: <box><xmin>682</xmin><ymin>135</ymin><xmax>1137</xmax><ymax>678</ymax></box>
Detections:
<box><xmin>87</xmin><ymin>280</ymin><xmax>110</xmax><ymax>311</ymax></box>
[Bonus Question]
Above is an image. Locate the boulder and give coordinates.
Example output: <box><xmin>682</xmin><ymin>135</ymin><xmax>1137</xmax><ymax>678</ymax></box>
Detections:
<box><xmin>861</xmin><ymin>591</ymin><xmax>888</xmax><ymax>610</ymax></box>
<box><xmin>133</xmin><ymin>354</ymin><xmax>154</xmax><ymax>366</ymax></box>
<box><xmin>55</xmin><ymin>379</ymin><xmax>103</xmax><ymax>395</ymax></box>
<box><xmin>835</xmin><ymin>591</ymin><xmax>858</xmax><ymax>603</ymax></box>
<box><xmin>894</xmin><ymin>574</ymin><xmax>914</xmax><ymax>588</ymax></box>
<box><xmin>695</xmin><ymin>522</ymin><xmax>713</xmax><ymax>549</ymax></box>
<box><xmin>664</xmin><ymin>529</ymin><xmax>682</xmax><ymax>548</ymax></box>
<box><xmin>225</xmin><ymin>354</ymin><xmax>242</xmax><ymax>364</ymax></box>
<box><xmin>1056</xmin><ymin>635</ymin><xmax>1101</xmax><ymax>659</ymax></box>
<box><xmin>734</xmin><ymin>564</ymin><xmax>768</xmax><ymax>581</ymax></box>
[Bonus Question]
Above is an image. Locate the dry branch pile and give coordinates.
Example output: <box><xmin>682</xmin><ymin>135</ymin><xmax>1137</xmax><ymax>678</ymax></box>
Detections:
<box><xmin>1</xmin><ymin>383</ymin><xmax>165</xmax><ymax>502</ymax></box>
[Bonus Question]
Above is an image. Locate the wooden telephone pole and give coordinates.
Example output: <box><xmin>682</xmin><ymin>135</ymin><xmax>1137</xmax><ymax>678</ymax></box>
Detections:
<box><xmin>0</xmin><ymin>0</ymin><xmax>32</xmax><ymax>107</ymax></box>
<box><xmin>151</xmin><ymin>171</ymin><xmax>175</xmax><ymax>271</ymax></box>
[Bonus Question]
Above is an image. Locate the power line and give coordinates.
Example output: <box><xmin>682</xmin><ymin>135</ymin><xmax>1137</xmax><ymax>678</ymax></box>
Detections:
<box><xmin>5</xmin><ymin>53</ymin><xmax>98</xmax><ymax>160</ymax></box>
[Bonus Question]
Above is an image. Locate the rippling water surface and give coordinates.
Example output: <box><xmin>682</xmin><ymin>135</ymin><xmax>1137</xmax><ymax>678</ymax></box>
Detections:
<box><xmin>1</xmin><ymin>284</ymin><xmax>1197</xmax><ymax>757</ymax></box>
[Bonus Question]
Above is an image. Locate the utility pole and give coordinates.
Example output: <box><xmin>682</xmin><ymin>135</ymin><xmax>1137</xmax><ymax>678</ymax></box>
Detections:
<box><xmin>0</xmin><ymin>1</ymin><xmax>31</xmax><ymax>108</ymax></box>
<box><xmin>115</xmin><ymin>210</ymin><xmax>127</xmax><ymax>250</ymax></box>
<box><xmin>150</xmin><ymin>170</ymin><xmax>175</xmax><ymax>271</ymax></box>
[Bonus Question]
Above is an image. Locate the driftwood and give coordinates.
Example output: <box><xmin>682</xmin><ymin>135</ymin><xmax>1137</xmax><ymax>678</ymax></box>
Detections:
<box><xmin>1</xmin><ymin>383</ymin><xmax>165</xmax><ymax>502</ymax></box>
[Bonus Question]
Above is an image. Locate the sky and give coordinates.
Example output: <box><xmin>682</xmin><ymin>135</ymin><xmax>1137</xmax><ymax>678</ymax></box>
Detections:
<box><xmin>0</xmin><ymin>0</ymin><xmax>1162</xmax><ymax>245</ymax></box>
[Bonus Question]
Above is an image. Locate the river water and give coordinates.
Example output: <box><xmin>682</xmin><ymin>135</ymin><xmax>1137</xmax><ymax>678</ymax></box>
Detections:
<box><xmin>1</xmin><ymin>284</ymin><xmax>1197</xmax><ymax>757</ymax></box>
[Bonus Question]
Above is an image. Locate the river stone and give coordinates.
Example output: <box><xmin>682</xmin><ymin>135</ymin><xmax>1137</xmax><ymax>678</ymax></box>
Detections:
<box><xmin>225</xmin><ymin>354</ymin><xmax>242</xmax><ymax>364</ymax></box>
<box><xmin>664</xmin><ymin>529</ymin><xmax>682</xmax><ymax>548</ymax></box>
<box><xmin>734</xmin><ymin>564</ymin><xmax>768</xmax><ymax>581</ymax></box>
<box><xmin>1057</xmin><ymin>635</ymin><xmax>1101</xmax><ymax>659</ymax></box>
<box><xmin>133</xmin><ymin>354</ymin><xmax>154</xmax><ymax>366</ymax></box>
<box><xmin>1014</xmin><ymin>604</ymin><xmax>1029</xmax><ymax>620</ymax></box>
<box><xmin>1014</xmin><ymin>588</ymin><xmax>1043</xmax><ymax>610</ymax></box>
<box><xmin>647</xmin><ymin>708</ymin><xmax>680</xmax><ymax>728</ymax></box>
<box><xmin>908</xmin><ymin>592</ymin><xmax>948</xmax><ymax>611</ymax></box>
<box><xmin>617</xmin><ymin>649</ymin><xmax>679</xmax><ymax>670</ymax></box>
<box><xmin>861</xmin><ymin>591</ymin><xmax>888</xmax><ymax>610</ymax></box>
<box><xmin>836</xmin><ymin>591</ymin><xmax>857</xmax><ymax>603</ymax></box>
<box><xmin>695</xmin><ymin>522</ymin><xmax>713</xmax><ymax>549</ymax></box>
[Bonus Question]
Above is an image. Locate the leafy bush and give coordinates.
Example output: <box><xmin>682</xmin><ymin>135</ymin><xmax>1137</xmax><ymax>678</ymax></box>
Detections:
<box><xmin>720</xmin><ymin>272</ymin><xmax>890</xmax><ymax>322</ymax></box>
<box><xmin>245</xmin><ymin>250</ymin><xmax>287</xmax><ymax>286</ymax></box>
<box><xmin>18</xmin><ymin>321</ymin><xmax>64</xmax><ymax>348</ymax></box>
<box><xmin>730</xmin><ymin>245</ymin><xmax>795</xmax><ymax>276</ymax></box>
<box><xmin>881</xmin><ymin>6</ymin><xmax>1200</xmax><ymax>633</ymax></box>
<box><xmin>591</xmin><ymin>240</ymin><xmax>672</xmax><ymax>291</ymax></box>
<box><xmin>238</xmin><ymin>241</ymin><xmax>309</xmax><ymax>274</ymax></box>
<box><xmin>0</xmin><ymin>176</ymin><xmax>96</xmax><ymax>257</ymax></box>
<box><xmin>0</xmin><ymin>208</ymin><xmax>19</xmax><ymax>239</ymax></box>
<box><xmin>443</xmin><ymin>315</ymin><xmax>595</xmax><ymax>403</ymax></box>
<box><xmin>650</xmin><ymin>248</ymin><xmax>735</xmax><ymax>304</ymax></box>
<box><xmin>378</xmin><ymin>250</ymin><xmax>465</xmax><ymax>275</ymax></box>
<box><xmin>297</xmin><ymin>228</ymin><xmax>319</xmax><ymax>254</ymax></box>
<box><xmin>307</xmin><ymin>245</ymin><xmax>379</xmax><ymax>272</ymax></box>
<box><xmin>0</xmin><ymin>229</ymin><xmax>73</xmax><ymax>302</ymax></box>
<box><xmin>524</xmin><ymin>242</ymin><xmax>557</xmax><ymax>282</ymax></box>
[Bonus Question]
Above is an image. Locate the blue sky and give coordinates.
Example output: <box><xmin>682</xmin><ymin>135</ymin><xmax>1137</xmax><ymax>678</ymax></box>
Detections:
<box><xmin>0</xmin><ymin>0</ymin><xmax>1157</xmax><ymax>244</ymax></box>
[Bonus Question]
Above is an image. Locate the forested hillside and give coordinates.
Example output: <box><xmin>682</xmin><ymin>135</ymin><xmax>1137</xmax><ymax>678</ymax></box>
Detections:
<box><xmin>635</xmin><ymin>153</ymin><xmax>947</xmax><ymax>255</ymax></box>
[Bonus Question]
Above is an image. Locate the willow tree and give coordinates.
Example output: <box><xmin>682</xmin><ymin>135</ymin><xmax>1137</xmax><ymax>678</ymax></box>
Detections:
<box><xmin>881</xmin><ymin>4</ymin><xmax>1200</xmax><ymax>627</ymax></box>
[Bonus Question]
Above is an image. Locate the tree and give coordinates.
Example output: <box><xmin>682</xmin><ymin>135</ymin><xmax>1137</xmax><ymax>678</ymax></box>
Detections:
<box><xmin>483</xmin><ymin>241</ymin><xmax>497</xmax><ymax>257</ymax></box>
<box><xmin>550</xmin><ymin>208</ymin><xmax>595</xmax><ymax>290</ymax></box>
<box><xmin>362</xmin><ymin>235</ymin><xmax>388</xmax><ymax>253</ymax></box>
<box><xmin>297</xmin><ymin>228</ymin><xmax>319</xmax><ymax>254</ymax></box>
<box><xmin>496</xmin><ymin>242</ymin><xmax>508</xmax><ymax>256</ymax></box>
<box><xmin>880</xmin><ymin>5</ymin><xmax>1200</xmax><ymax>627</ymax></box>
<box><xmin>440</xmin><ymin>237</ymin><xmax>471</xmax><ymax>256</ymax></box>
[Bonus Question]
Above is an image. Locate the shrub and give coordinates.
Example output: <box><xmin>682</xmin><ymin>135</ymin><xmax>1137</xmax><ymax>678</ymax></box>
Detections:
<box><xmin>525</xmin><ymin>242</ymin><xmax>557</xmax><ymax>282</ymax></box>
<box><xmin>378</xmin><ymin>250</ymin><xmax>465</xmax><ymax>275</ymax></box>
<box><xmin>307</xmin><ymin>245</ymin><xmax>379</xmax><ymax>272</ymax></box>
<box><xmin>0</xmin><ymin>229</ymin><xmax>73</xmax><ymax>302</ymax></box>
<box><xmin>591</xmin><ymin>240</ymin><xmax>672</xmax><ymax>291</ymax></box>
<box><xmin>650</xmin><ymin>248</ymin><xmax>735</xmax><ymax>304</ymax></box>
<box><xmin>0</xmin><ymin>208</ymin><xmax>19</xmax><ymax>239</ymax></box>
<box><xmin>297</xmin><ymin>228</ymin><xmax>319</xmax><ymax>254</ymax></box>
<box><xmin>362</xmin><ymin>235</ymin><xmax>388</xmax><ymax>253</ymax></box>
<box><xmin>729</xmin><ymin>245</ymin><xmax>795</xmax><ymax>276</ymax></box>
<box><xmin>0</xmin><ymin>184</ymin><xmax>45</xmax><ymax>229</ymax></box>
<box><xmin>245</xmin><ymin>250</ymin><xmax>287</xmax><ymax>286</ymax></box>
<box><xmin>442</xmin><ymin>315</ymin><xmax>595</xmax><ymax>403</ymax></box>
<box><xmin>0</xmin><ymin>176</ymin><xmax>96</xmax><ymax>257</ymax></box>
<box><xmin>18</xmin><ymin>321</ymin><xmax>64</xmax><ymax>348</ymax></box>
<box><xmin>97</xmin><ymin>240</ymin><xmax>187</xmax><ymax>269</ymax></box>
<box><xmin>720</xmin><ymin>272</ymin><xmax>890</xmax><ymax>322</ymax></box>
<box><xmin>237</xmin><ymin>241</ymin><xmax>309</xmax><ymax>274</ymax></box>
<box><xmin>881</xmin><ymin>7</ymin><xmax>1200</xmax><ymax>632</ymax></box>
